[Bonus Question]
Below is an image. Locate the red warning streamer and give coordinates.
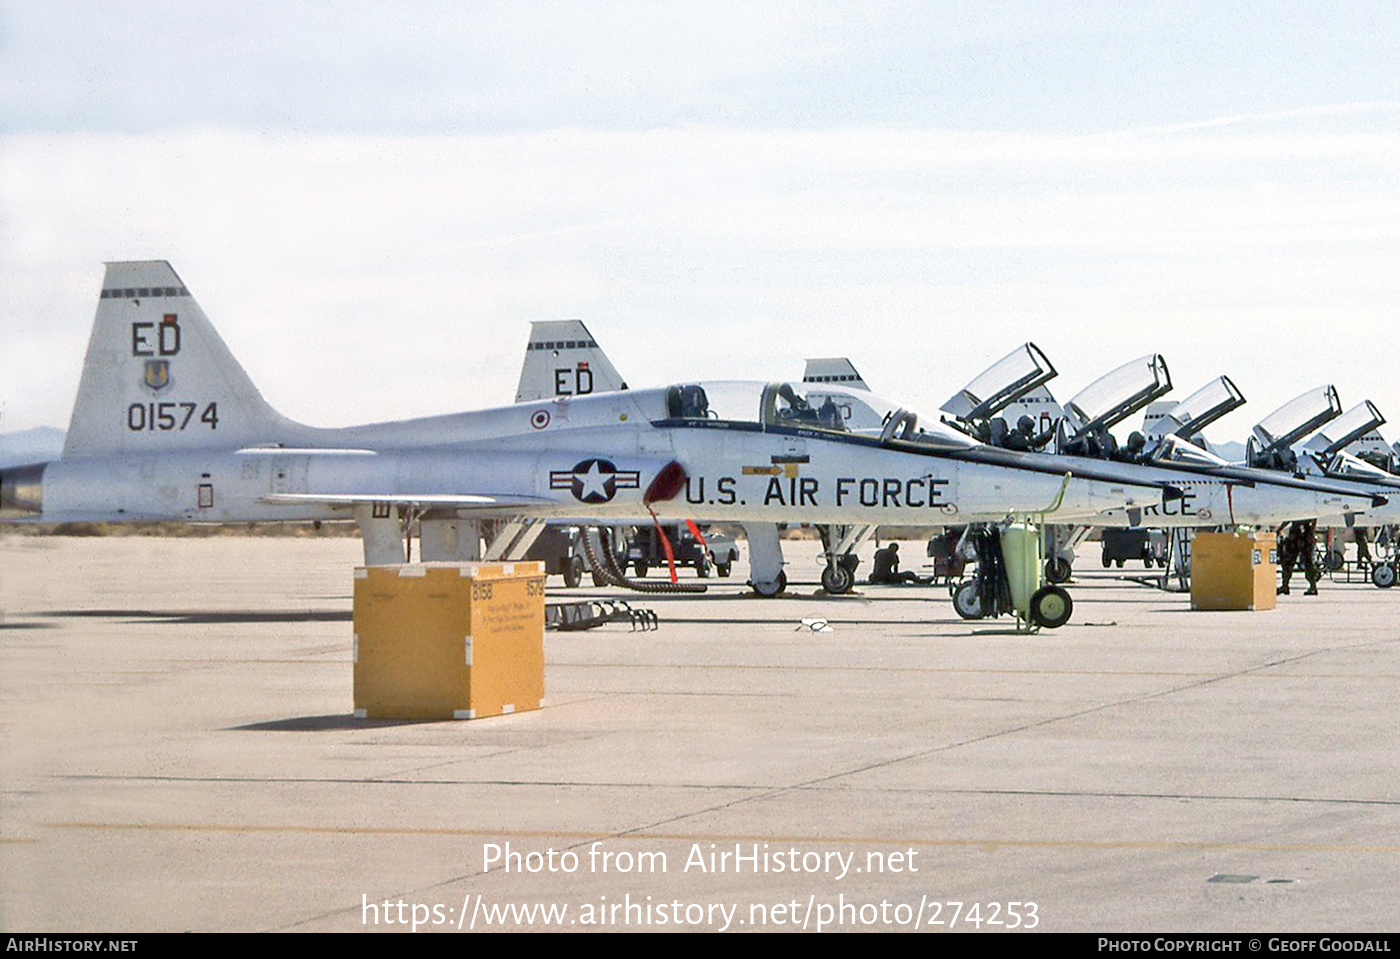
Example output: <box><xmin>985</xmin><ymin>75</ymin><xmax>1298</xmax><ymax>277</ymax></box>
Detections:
<box><xmin>648</xmin><ymin>506</ymin><xmax>679</xmax><ymax>583</ymax></box>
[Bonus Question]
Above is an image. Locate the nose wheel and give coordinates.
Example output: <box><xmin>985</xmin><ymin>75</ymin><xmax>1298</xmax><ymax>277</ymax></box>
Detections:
<box><xmin>1044</xmin><ymin>556</ymin><xmax>1072</xmax><ymax>583</ymax></box>
<box><xmin>821</xmin><ymin>562</ymin><xmax>854</xmax><ymax>594</ymax></box>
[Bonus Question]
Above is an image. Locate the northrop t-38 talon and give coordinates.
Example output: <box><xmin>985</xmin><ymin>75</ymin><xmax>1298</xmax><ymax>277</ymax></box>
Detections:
<box><xmin>0</xmin><ymin>261</ymin><xmax>1207</xmax><ymax>577</ymax></box>
<box><xmin>939</xmin><ymin>345</ymin><xmax>1385</xmax><ymax>532</ymax></box>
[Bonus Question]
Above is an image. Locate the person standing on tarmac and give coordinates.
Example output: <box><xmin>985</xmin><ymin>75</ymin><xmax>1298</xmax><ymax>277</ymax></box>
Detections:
<box><xmin>1278</xmin><ymin>520</ymin><xmax>1321</xmax><ymax>595</ymax></box>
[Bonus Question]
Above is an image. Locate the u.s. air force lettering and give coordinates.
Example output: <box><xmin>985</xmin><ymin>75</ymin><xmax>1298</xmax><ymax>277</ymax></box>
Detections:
<box><xmin>685</xmin><ymin>474</ymin><xmax>954</xmax><ymax>511</ymax></box>
<box><xmin>550</xmin><ymin>458</ymin><xmax>640</xmax><ymax>504</ymax></box>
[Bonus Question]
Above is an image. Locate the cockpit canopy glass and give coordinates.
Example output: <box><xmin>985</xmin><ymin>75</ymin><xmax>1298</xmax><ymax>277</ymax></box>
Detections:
<box><xmin>1148</xmin><ymin>376</ymin><xmax>1245</xmax><ymax>439</ymax></box>
<box><xmin>1064</xmin><ymin>354</ymin><xmax>1172</xmax><ymax>435</ymax></box>
<box><xmin>660</xmin><ymin>382</ymin><xmax>975</xmax><ymax>450</ymax></box>
<box><xmin>1151</xmin><ymin>434</ymin><xmax>1231</xmax><ymax>468</ymax></box>
<box><xmin>939</xmin><ymin>343</ymin><xmax>1056</xmax><ymax>422</ymax></box>
<box><xmin>1326</xmin><ymin>450</ymin><xmax>1395</xmax><ymax>481</ymax></box>
<box><xmin>1302</xmin><ymin>401</ymin><xmax>1385</xmax><ymax>455</ymax></box>
<box><xmin>1252</xmin><ymin>386</ymin><xmax>1341</xmax><ymax>452</ymax></box>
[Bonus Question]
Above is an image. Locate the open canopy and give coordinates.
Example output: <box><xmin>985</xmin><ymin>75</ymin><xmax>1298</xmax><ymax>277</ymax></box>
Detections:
<box><xmin>1250</xmin><ymin>386</ymin><xmax>1342</xmax><ymax>459</ymax></box>
<box><xmin>940</xmin><ymin>342</ymin><xmax>1057</xmax><ymax>423</ymax></box>
<box><xmin>1302</xmin><ymin>401</ymin><xmax>1385</xmax><ymax>455</ymax></box>
<box><xmin>1147</xmin><ymin>376</ymin><xmax>1245</xmax><ymax>441</ymax></box>
<box><xmin>1063</xmin><ymin>354</ymin><xmax>1172</xmax><ymax>438</ymax></box>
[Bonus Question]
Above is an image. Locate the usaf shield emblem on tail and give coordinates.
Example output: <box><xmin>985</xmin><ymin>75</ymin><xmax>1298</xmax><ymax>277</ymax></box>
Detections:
<box><xmin>143</xmin><ymin>359</ymin><xmax>172</xmax><ymax>392</ymax></box>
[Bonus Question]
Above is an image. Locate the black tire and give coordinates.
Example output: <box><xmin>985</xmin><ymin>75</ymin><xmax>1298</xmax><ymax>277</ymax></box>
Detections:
<box><xmin>1372</xmin><ymin>563</ymin><xmax>1396</xmax><ymax>589</ymax></box>
<box><xmin>1324</xmin><ymin>549</ymin><xmax>1346</xmax><ymax>571</ymax></box>
<box><xmin>1030</xmin><ymin>585</ymin><xmax>1073</xmax><ymax>628</ymax></box>
<box><xmin>715</xmin><ymin>562</ymin><xmax>732</xmax><ymax>578</ymax></box>
<box><xmin>634</xmin><ymin>562</ymin><xmax>648</xmax><ymax>579</ymax></box>
<box><xmin>1101</xmin><ymin>554</ymin><xmax>1112</xmax><ymax>568</ymax></box>
<box><xmin>563</xmin><ymin>554</ymin><xmax>584</xmax><ymax>589</ymax></box>
<box><xmin>821</xmin><ymin>562</ymin><xmax>854</xmax><ymax>594</ymax></box>
<box><xmin>1115</xmin><ymin>558</ymin><xmax>1125</xmax><ymax>569</ymax></box>
<box><xmin>1044</xmin><ymin>556</ymin><xmax>1072</xmax><ymax>584</ymax></box>
<box><xmin>697</xmin><ymin>558</ymin><xmax>710</xmax><ymax>578</ymax></box>
<box><xmin>953</xmin><ymin>580</ymin><xmax>985</xmax><ymax>620</ymax></box>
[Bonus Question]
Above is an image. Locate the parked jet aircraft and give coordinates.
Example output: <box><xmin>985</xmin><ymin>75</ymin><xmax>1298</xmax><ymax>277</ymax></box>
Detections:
<box><xmin>510</xmin><ymin>324</ymin><xmax>870</xmax><ymax>594</ymax></box>
<box><xmin>932</xmin><ymin>345</ymin><xmax>1387</xmax><ymax>592</ymax></box>
<box><xmin>1233</xmin><ymin>388</ymin><xmax>1400</xmax><ymax>586</ymax></box>
<box><xmin>2</xmin><ymin>261</ymin><xmax>1220</xmax><ymax>625</ymax></box>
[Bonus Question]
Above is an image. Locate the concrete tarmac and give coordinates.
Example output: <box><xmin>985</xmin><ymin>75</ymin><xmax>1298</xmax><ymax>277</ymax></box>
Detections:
<box><xmin>2</xmin><ymin>534</ymin><xmax>1398</xmax><ymax>933</ymax></box>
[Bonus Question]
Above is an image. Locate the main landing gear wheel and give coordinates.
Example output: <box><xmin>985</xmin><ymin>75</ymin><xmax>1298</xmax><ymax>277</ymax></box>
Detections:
<box><xmin>1044</xmin><ymin>556</ymin><xmax>1072</xmax><ymax>584</ymax></box>
<box><xmin>1030</xmin><ymin>585</ymin><xmax>1073</xmax><ymax>629</ymax></box>
<box><xmin>715</xmin><ymin>561</ymin><xmax>732</xmax><ymax>577</ymax></box>
<box><xmin>821</xmin><ymin>562</ymin><xmax>855</xmax><ymax>594</ymax></box>
<box><xmin>563</xmin><ymin>554</ymin><xmax>584</xmax><ymax>589</ymax></box>
<box><xmin>1372</xmin><ymin>563</ymin><xmax>1396</xmax><ymax>589</ymax></box>
<box><xmin>751</xmin><ymin>571</ymin><xmax>787</xmax><ymax>597</ymax></box>
<box><xmin>953</xmin><ymin>580</ymin><xmax>985</xmax><ymax>620</ymax></box>
<box><xmin>1324</xmin><ymin>549</ymin><xmax>1346</xmax><ymax>572</ymax></box>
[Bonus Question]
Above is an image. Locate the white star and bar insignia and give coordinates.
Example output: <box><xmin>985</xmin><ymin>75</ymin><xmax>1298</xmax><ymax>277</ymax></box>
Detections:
<box><xmin>549</xmin><ymin>458</ymin><xmax>641</xmax><ymax>504</ymax></box>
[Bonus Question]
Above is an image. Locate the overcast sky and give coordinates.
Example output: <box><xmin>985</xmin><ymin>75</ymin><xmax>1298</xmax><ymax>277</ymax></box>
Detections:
<box><xmin>3</xmin><ymin>1</ymin><xmax>1398</xmax><ymax>443</ymax></box>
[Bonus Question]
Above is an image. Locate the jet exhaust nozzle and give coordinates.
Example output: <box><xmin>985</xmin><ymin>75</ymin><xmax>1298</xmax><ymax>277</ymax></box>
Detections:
<box><xmin>0</xmin><ymin>462</ymin><xmax>46</xmax><ymax>514</ymax></box>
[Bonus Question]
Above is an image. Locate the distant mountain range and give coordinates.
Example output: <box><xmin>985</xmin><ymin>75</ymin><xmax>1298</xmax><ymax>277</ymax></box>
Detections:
<box><xmin>0</xmin><ymin>427</ymin><xmax>66</xmax><ymax>468</ymax></box>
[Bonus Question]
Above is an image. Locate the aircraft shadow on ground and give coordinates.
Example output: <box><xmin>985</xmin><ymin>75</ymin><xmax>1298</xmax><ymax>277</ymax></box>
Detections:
<box><xmin>228</xmin><ymin>714</ymin><xmax>437</xmax><ymax>731</ymax></box>
<box><xmin>43</xmin><ymin>609</ymin><xmax>352</xmax><ymax>625</ymax></box>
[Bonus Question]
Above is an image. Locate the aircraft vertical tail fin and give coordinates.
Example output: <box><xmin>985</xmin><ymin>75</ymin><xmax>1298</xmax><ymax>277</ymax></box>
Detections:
<box><xmin>514</xmin><ymin>320</ymin><xmax>627</xmax><ymax>403</ymax></box>
<box><xmin>1141</xmin><ymin>400</ymin><xmax>1178</xmax><ymax>438</ymax></box>
<box><xmin>999</xmin><ymin>384</ymin><xmax>1067</xmax><ymax>439</ymax></box>
<box><xmin>63</xmin><ymin>261</ymin><xmax>295</xmax><ymax>457</ymax></box>
<box><xmin>802</xmin><ymin>357</ymin><xmax>869</xmax><ymax>390</ymax></box>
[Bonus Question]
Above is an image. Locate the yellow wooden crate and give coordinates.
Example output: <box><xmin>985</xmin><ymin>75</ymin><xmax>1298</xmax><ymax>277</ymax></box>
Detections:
<box><xmin>1190</xmin><ymin>531</ymin><xmax>1277</xmax><ymax>611</ymax></box>
<box><xmin>352</xmin><ymin>562</ymin><xmax>546</xmax><ymax>720</ymax></box>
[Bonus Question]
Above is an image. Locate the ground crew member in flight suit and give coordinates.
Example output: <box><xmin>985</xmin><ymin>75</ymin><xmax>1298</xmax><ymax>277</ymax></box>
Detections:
<box><xmin>1355</xmin><ymin>527</ymin><xmax>1372</xmax><ymax>565</ymax></box>
<box><xmin>1278</xmin><ymin>519</ymin><xmax>1321</xmax><ymax>595</ymax></box>
<box><xmin>869</xmin><ymin>543</ymin><xmax>920</xmax><ymax>584</ymax></box>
